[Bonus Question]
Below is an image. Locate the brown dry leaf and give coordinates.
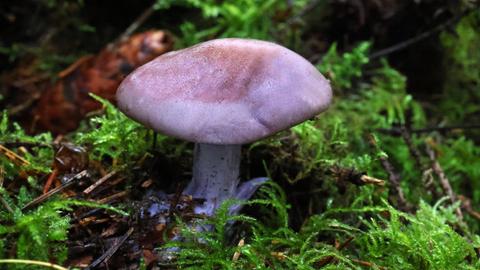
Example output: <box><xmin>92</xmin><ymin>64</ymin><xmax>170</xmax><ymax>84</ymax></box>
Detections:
<box><xmin>33</xmin><ymin>30</ymin><xmax>174</xmax><ymax>134</ymax></box>
<box><xmin>68</xmin><ymin>255</ymin><xmax>94</xmax><ymax>268</ymax></box>
<box><xmin>142</xmin><ymin>249</ymin><xmax>158</xmax><ymax>266</ymax></box>
<box><xmin>101</xmin><ymin>223</ymin><xmax>122</xmax><ymax>238</ymax></box>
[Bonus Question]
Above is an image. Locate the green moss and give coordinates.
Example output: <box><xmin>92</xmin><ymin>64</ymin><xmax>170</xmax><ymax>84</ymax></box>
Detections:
<box><xmin>358</xmin><ymin>199</ymin><xmax>480</xmax><ymax>269</ymax></box>
<box><xmin>155</xmin><ymin>0</ymin><xmax>309</xmax><ymax>47</ymax></box>
<box><xmin>440</xmin><ymin>10</ymin><xmax>480</xmax><ymax>123</ymax></box>
<box><xmin>73</xmin><ymin>94</ymin><xmax>154</xmax><ymax>163</ymax></box>
<box><xmin>0</xmin><ymin>111</ymin><xmax>53</xmax><ymax>175</ymax></box>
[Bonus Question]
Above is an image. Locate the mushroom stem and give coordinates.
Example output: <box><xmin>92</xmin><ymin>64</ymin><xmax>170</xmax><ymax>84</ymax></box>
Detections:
<box><xmin>184</xmin><ymin>143</ymin><xmax>241</xmax><ymax>216</ymax></box>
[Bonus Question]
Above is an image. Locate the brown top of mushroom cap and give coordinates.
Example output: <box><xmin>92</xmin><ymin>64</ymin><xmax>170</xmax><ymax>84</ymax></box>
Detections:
<box><xmin>116</xmin><ymin>38</ymin><xmax>332</xmax><ymax>144</ymax></box>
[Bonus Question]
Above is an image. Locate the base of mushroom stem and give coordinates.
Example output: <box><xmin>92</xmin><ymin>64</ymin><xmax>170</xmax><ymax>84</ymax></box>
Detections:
<box><xmin>154</xmin><ymin>177</ymin><xmax>268</xmax><ymax>264</ymax></box>
<box><xmin>189</xmin><ymin>177</ymin><xmax>269</xmax><ymax>217</ymax></box>
<box><xmin>140</xmin><ymin>177</ymin><xmax>268</xmax><ymax>221</ymax></box>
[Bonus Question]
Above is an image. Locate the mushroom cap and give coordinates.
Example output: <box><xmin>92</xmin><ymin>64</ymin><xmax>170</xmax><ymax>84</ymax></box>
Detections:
<box><xmin>116</xmin><ymin>38</ymin><xmax>332</xmax><ymax>144</ymax></box>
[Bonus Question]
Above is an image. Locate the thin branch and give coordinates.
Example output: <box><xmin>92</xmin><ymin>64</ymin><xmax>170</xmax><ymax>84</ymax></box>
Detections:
<box><xmin>0</xmin><ymin>166</ymin><xmax>4</xmax><ymax>188</ymax></box>
<box><xmin>377</xmin><ymin>124</ymin><xmax>480</xmax><ymax>136</ymax></box>
<box><xmin>0</xmin><ymin>141</ymin><xmax>58</xmax><ymax>149</ymax></box>
<box><xmin>400</xmin><ymin>126</ymin><xmax>424</xmax><ymax>170</ymax></box>
<box><xmin>367</xmin><ymin>134</ymin><xmax>411</xmax><ymax>210</ymax></box>
<box><xmin>232</xmin><ymin>239</ymin><xmax>245</xmax><ymax>261</ymax></box>
<box><xmin>22</xmin><ymin>170</ymin><xmax>88</xmax><ymax>211</ymax></box>
<box><xmin>0</xmin><ymin>194</ymin><xmax>14</xmax><ymax>214</ymax></box>
<box><xmin>286</xmin><ymin>0</ymin><xmax>323</xmax><ymax>25</ymax></box>
<box><xmin>96</xmin><ymin>190</ymin><xmax>128</xmax><ymax>204</ymax></box>
<box><xmin>369</xmin><ymin>9</ymin><xmax>472</xmax><ymax>60</ymax></box>
<box><xmin>86</xmin><ymin>227</ymin><xmax>134</xmax><ymax>270</ymax></box>
<box><xmin>425</xmin><ymin>144</ymin><xmax>463</xmax><ymax>220</ymax></box>
<box><xmin>316</xmin><ymin>237</ymin><xmax>354</xmax><ymax>267</ymax></box>
<box><xmin>422</xmin><ymin>168</ymin><xmax>441</xmax><ymax>199</ymax></box>
<box><xmin>43</xmin><ymin>168</ymin><xmax>59</xmax><ymax>194</ymax></box>
<box><xmin>331</xmin><ymin>166</ymin><xmax>385</xmax><ymax>186</ymax></box>
<box><xmin>0</xmin><ymin>259</ymin><xmax>68</xmax><ymax>270</ymax></box>
<box><xmin>351</xmin><ymin>258</ymin><xmax>386</xmax><ymax>269</ymax></box>
<box><xmin>360</xmin><ymin>175</ymin><xmax>385</xmax><ymax>186</ymax></box>
<box><xmin>111</xmin><ymin>1</ymin><xmax>157</xmax><ymax>47</ymax></box>
<box><xmin>0</xmin><ymin>144</ymin><xmax>30</xmax><ymax>167</ymax></box>
<box><xmin>458</xmin><ymin>195</ymin><xmax>480</xmax><ymax>221</ymax></box>
<box><xmin>83</xmin><ymin>170</ymin><xmax>117</xmax><ymax>195</ymax></box>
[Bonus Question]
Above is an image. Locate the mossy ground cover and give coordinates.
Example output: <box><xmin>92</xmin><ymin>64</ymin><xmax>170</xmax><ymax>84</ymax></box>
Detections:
<box><xmin>0</xmin><ymin>1</ymin><xmax>480</xmax><ymax>269</ymax></box>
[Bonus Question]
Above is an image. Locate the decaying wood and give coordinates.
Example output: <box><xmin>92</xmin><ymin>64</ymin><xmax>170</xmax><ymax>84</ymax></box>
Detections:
<box><xmin>83</xmin><ymin>170</ymin><xmax>117</xmax><ymax>195</ymax></box>
<box><xmin>331</xmin><ymin>166</ymin><xmax>385</xmax><ymax>186</ymax></box>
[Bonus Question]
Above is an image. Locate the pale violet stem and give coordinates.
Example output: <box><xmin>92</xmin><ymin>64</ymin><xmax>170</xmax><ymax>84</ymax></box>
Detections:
<box><xmin>183</xmin><ymin>144</ymin><xmax>267</xmax><ymax>216</ymax></box>
<box><xmin>184</xmin><ymin>143</ymin><xmax>241</xmax><ymax>216</ymax></box>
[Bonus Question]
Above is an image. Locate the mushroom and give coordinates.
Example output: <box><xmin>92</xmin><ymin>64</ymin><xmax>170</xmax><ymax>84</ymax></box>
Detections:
<box><xmin>116</xmin><ymin>38</ymin><xmax>332</xmax><ymax>216</ymax></box>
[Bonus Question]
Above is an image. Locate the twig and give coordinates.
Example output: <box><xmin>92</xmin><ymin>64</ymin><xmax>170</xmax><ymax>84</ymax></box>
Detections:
<box><xmin>422</xmin><ymin>168</ymin><xmax>441</xmax><ymax>199</ymax></box>
<box><xmin>377</xmin><ymin>124</ymin><xmax>480</xmax><ymax>136</ymax></box>
<box><xmin>232</xmin><ymin>239</ymin><xmax>245</xmax><ymax>261</ymax></box>
<box><xmin>400</xmin><ymin>126</ymin><xmax>424</xmax><ymax>170</ymax></box>
<box><xmin>286</xmin><ymin>0</ymin><xmax>322</xmax><ymax>25</ymax></box>
<box><xmin>11</xmin><ymin>73</ymin><xmax>50</xmax><ymax>88</ymax></box>
<box><xmin>369</xmin><ymin>9</ymin><xmax>472</xmax><ymax>59</ymax></box>
<box><xmin>86</xmin><ymin>227</ymin><xmax>134</xmax><ymax>270</ymax></box>
<box><xmin>0</xmin><ymin>166</ymin><xmax>4</xmax><ymax>187</ymax></box>
<box><xmin>57</xmin><ymin>55</ymin><xmax>94</xmax><ymax>78</ymax></box>
<box><xmin>83</xmin><ymin>170</ymin><xmax>117</xmax><ymax>195</ymax></box>
<box><xmin>316</xmin><ymin>237</ymin><xmax>354</xmax><ymax>267</ymax></box>
<box><xmin>0</xmin><ymin>194</ymin><xmax>14</xmax><ymax>214</ymax></box>
<box><xmin>425</xmin><ymin>143</ymin><xmax>463</xmax><ymax>220</ymax></box>
<box><xmin>367</xmin><ymin>134</ymin><xmax>411</xmax><ymax>210</ymax></box>
<box><xmin>22</xmin><ymin>170</ymin><xmax>88</xmax><ymax>211</ymax></box>
<box><xmin>74</xmin><ymin>207</ymin><xmax>104</xmax><ymax>222</ymax></box>
<box><xmin>331</xmin><ymin>166</ymin><xmax>385</xmax><ymax>186</ymax></box>
<box><xmin>1</xmin><ymin>141</ymin><xmax>57</xmax><ymax>149</ymax></box>
<box><xmin>381</xmin><ymin>156</ymin><xmax>409</xmax><ymax>208</ymax></box>
<box><xmin>0</xmin><ymin>144</ymin><xmax>30</xmax><ymax>167</ymax></box>
<box><xmin>360</xmin><ymin>175</ymin><xmax>385</xmax><ymax>186</ymax></box>
<box><xmin>79</xmin><ymin>217</ymin><xmax>110</xmax><ymax>226</ymax></box>
<box><xmin>111</xmin><ymin>1</ymin><xmax>157</xmax><ymax>47</ymax></box>
<box><xmin>43</xmin><ymin>168</ymin><xmax>59</xmax><ymax>194</ymax></box>
<box><xmin>351</xmin><ymin>258</ymin><xmax>386</xmax><ymax>269</ymax></box>
<box><xmin>96</xmin><ymin>191</ymin><xmax>128</xmax><ymax>204</ymax></box>
<box><xmin>7</xmin><ymin>91</ymin><xmax>42</xmax><ymax>116</ymax></box>
<box><xmin>0</xmin><ymin>259</ymin><xmax>68</xmax><ymax>270</ymax></box>
<box><xmin>458</xmin><ymin>195</ymin><xmax>480</xmax><ymax>220</ymax></box>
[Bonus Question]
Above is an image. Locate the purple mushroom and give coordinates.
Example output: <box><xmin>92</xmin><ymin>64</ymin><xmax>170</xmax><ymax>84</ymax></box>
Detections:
<box><xmin>116</xmin><ymin>38</ymin><xmax>332</xmax><ymax>216</ymax></box>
